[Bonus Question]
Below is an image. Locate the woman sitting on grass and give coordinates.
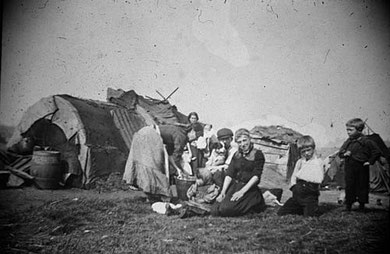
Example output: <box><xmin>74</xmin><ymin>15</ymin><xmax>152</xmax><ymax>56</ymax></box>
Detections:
<box><xmin>210</xmin><ymin>128</ymin><xmax>266</xmax><ymax>217</ymax></box>
<box><xmin>179</xmin><ymin>128</ymin><xmax>266</xmax><ymax>218</ymax></box>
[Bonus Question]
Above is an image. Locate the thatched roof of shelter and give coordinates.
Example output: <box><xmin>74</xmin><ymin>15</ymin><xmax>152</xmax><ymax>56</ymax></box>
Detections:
<box><xmin>250</xmin><ymin>125</ymin><xmax>303</xmax><ymax>145</ymax></box>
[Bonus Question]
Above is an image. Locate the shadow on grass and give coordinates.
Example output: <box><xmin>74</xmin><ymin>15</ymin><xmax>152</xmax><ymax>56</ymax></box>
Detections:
<box><xmin>246</xmin><ymin>203</ymin><xmax>341</xmax><ymax>218</ymax></box>
<box><xmin>317</xmin><ymin>202</ymin><xmax>340</xmax><ymax>216</ymax></box>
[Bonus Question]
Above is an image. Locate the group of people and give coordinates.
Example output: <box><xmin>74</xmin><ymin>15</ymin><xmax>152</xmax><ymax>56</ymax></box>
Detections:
<box><xmin>123</xmin><ymin>114</ymin><xmax>386</xmax><ymax>218</ymax></box>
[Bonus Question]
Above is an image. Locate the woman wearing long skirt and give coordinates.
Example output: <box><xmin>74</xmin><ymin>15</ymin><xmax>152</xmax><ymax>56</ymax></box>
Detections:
<box><xmin>211</xmin><ymin>128</ymin><xmax>266</xmax><ymax>216</ymax></box>
<box><xmin>179</xmin><ymin>128</ymin><xmax>266</xmax><ymax>218</ymax></box>
<box><xmin>123</xmin><ymin>124</ymin><xmax>190</xmax><ymax>200</ymax></box>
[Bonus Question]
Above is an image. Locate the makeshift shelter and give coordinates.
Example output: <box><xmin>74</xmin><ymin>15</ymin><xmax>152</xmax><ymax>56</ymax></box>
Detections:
<box><xmin>323</xmin><ymin>133</ymin><xmax>390</xmax><ymax>194</ymax></box>
<box><xmin>250</xmin><ymin>125</ymin><xmax>303</xmax><ymax>188</ymax></box>
<box><xmin>7</xmin><ymin>89</ymin><xmax>188</xmax><ymax>187</ymax></box>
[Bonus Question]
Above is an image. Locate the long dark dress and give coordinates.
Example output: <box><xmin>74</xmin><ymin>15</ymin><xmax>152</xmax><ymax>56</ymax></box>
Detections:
<box><xmin>189</xmin><ymin>123</ymin><xmax>205</xmax><ymax>171</ymax></box>
<box><xmin>210</xmin><ymin>148</ymin><xmax>266</xmax><ymax>217</ymax></box>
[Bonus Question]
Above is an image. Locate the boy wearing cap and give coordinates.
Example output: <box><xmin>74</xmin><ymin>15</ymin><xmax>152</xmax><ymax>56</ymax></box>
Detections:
<box><xmin>197</xmin><ymin>128</ymin><xmax>238</xmax><ymax>187</ymax></box>
<box><xmin>216</xmin><ymin>128</ymin><xmax>238</xmax><ymax>167</ymax></box>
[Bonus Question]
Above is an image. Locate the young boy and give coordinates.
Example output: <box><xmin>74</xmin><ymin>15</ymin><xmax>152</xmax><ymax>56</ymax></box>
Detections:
<box><xmin>339</xmin><ymin>118</ymin><xmax>382</xmax><ymax>212</ymax></box>
<box><xmin>278</xmin><ymin>135</ymin><xmax>324</xmax><ymax>217</ymax></box>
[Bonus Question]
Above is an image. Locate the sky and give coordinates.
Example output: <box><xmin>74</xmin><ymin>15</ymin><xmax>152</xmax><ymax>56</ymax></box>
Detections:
<box><xmin>1</xmin><ymin>0</ymin><xmax>390</xmax><ymax>148</ymax></box>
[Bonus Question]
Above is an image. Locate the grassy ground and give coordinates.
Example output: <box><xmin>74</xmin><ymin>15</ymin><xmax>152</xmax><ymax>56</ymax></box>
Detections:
<box><xmin>0</xmin><ymin>180</ymin><xmax>389</xmax><ymax>254</ymax></box>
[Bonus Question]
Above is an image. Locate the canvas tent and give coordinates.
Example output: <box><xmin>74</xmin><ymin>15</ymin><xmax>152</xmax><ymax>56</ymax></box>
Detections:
<box><xmin>7</xmin><ymin>89</ymin><xmax>188</xmax><ymax>187</ymax></box>
<box><xmin>323</xmin><ymin>133</ymin><xmax>390</xmax><ymax>194</ymax></box>
<box><xmin>250</xmin><ymin>125</ymin><xmax>303</xmax><ymax>189</ymax></box>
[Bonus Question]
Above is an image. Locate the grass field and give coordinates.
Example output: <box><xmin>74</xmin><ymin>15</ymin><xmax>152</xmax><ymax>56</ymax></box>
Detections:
<box><xmin>0</xmin><ymin>182</ymin><xmax>389</xmax><ymax>254</ymax></box>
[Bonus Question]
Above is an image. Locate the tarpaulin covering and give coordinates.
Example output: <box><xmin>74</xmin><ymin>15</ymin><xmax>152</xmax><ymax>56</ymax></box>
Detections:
<box><xmin>8</xmin><ymin>89</ymin><xmax>188</xmax><ymax>187</ymax></box>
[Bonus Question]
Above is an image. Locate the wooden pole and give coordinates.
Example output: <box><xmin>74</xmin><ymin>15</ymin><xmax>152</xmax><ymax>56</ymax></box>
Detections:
<box><xmin>164</xmin><ymin>87</ymin><xmax>179</xmax><ymax>101</ymax></box>
<box><xmin>155</xmin><ymin>90</ymin><xmax>166</xmax><ymax>100</ymax></box>
<box><xmin>363</xmin><ymin>118</ymin><xmax>375</xmax><ymax>134</ymax></box>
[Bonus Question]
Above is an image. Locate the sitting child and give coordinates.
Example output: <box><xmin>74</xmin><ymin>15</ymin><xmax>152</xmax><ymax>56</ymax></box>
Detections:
<box><xmin>196</xmin><ymin>141</ymin><xmax>228</xmax><ymax>186</ymax></box>
<box><xmin>187</xmin><ymin>141</ymin><xmax>228</xmax><ymax>203</ymax></box>
<box><xmin>205</xmin><ymin>141</ymin><xmax>227</xmax><ymax>171</ymax></box>
<box><xmin>277</xmin><ymin>135</ymin><xmax>324</xmax><ymax>217</ymax></box>
<box><xmin>202</xmin><ymin>124</ymin><xmax>218</xmax><ymax>158</ymax></box>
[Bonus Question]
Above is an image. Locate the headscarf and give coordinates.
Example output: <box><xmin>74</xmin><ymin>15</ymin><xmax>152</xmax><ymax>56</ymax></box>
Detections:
<box><xmin>235</xmin><ymin>128</ymin><xmax>254</xmax><ymax>156</ymax></box>
<box><xmin>234</xmin><ymin>128</ymin><xmax>251</xmax><ymax>142</ymax></box>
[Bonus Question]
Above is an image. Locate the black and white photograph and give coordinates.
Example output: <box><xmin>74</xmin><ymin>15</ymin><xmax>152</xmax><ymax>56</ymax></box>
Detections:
<box><xmin>0</xmin><ymin>0</ymin><xmax>389</xmax><ymax>253</ymax></box>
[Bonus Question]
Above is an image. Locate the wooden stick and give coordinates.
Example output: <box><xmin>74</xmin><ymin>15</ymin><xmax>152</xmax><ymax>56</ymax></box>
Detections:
<box><xmin>155</xmin><ymin>90</ymin><xmax>166</xmax><ymax>100</ymax></box>
<box><xmin>5</xmin><ymin>166</ymin><xmax>35</xmax><ymax>180</ymax></box>
<box><xmin>9</xmin><ymin>157</ymin><xmax>25</xmax><ymax>167</ymax></box>
<box><xmin>145</xmin><ymin>95</ymin><xmax>155</xmax><ymax>100</ymax></box>
<box><xmin>252</xmin><ymin>141</ymin><xmax>289</xmax><ymax>150</ymax></box>
<box><xmin>10</xmin><ymin>156</ymin><xmax>32</xmax><ymax>169</ymax></box>
<box><xmin>7</xmin><ymin>247</ymin><xmax>35</xmax><ymax>254</ymax></box>
<box><xmin>364</xmin><ymin>121</ymin><xmax>375</xmax><ymax>134</ymax></box>
<box><xmin>164</xmin><ymin>87</ymin><xmax>179</xmax><ymax>101</ymax></box>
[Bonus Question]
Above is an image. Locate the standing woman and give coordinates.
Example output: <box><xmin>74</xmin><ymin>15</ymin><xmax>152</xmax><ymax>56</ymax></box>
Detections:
<box><xmin>187</xmin><ymin>112</ymin><xmax>205</xmax><ymax>172</ymax></box>
<box><xmin>210</xmin><ymin>128</ymin><xmax>266</xmax><ymax>217</ymax></box>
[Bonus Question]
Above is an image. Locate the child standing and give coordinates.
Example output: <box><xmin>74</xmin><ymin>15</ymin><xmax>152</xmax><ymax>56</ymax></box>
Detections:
<box><xmin>339</xmin><ymin>118</ymin><xmax>382</xmax><ymax>212</ymax></box>
<box><xmin>278</xmin><ymin>135</ymin><xmax>324</xmax><ymax>217</ymax></box>
<box><xmin>202</xmin><ymin>124</ymin><xmax>218</xmax><ymax>158</ymax></box>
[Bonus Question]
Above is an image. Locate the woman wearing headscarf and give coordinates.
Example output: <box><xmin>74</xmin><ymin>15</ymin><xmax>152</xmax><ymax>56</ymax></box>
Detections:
<box><xmin>209</xmin><ymin>128</ymin><xmax>266</xmax><ymax>217</ymax></box>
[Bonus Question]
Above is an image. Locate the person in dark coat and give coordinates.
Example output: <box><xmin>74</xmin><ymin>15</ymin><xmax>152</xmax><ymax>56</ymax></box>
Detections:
<box><xmin>159</xmin><ymin>124</ymin><xmax>190</xmax><ymax>176</ymax></box>
<box><xmin>338</xmin><ymin>118</ymin><xmax>383</xmax><ymax>212</ymax></box>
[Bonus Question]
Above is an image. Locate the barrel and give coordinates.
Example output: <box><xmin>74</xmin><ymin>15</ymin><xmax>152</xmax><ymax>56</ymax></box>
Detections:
<box><xmin>30</xmin><ymin>150</ymin><xmax>63</xmax><ymax>189</ymax></box>
<box><xmin>175</xmin><ymin>176</ymin><xmax>196</xmax><ymax>201</ymax></box>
